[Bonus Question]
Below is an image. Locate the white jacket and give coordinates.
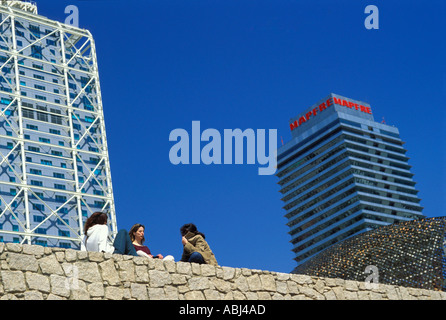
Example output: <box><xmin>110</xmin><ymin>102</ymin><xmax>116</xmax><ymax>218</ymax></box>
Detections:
<box><xmin>81</xmin><ymin>224</ymin><xmax>114</xmax><ymax>253</ymax></box>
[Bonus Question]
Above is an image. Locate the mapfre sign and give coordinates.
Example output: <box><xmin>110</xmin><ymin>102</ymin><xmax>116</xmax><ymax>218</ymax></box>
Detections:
<box><xmin>290</xmin><ymin>96</ymin><xmax>372</xmax><ymax>131</ymax></box>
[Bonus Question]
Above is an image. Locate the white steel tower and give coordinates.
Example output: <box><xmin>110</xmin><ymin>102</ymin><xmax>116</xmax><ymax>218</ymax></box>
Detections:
<box><xmin>0</xmin><ymin>1</ymin><xmax>117</xmax><ymax>248</ymax></box>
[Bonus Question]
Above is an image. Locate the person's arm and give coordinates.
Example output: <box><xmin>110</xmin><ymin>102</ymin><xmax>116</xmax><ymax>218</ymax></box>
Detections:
<box><xmin>136</xmin><ymin>250</ymin><xmax>152</xmax><ymax>258</ymax></box>
<box><xmin>183</xmin><ymin>236</ymin><xmax>207</xmax><ymax>254</ymax></box>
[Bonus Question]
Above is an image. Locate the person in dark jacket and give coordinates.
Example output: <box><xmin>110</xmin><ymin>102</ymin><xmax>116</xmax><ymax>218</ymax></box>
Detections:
<box><xmin>180</xmin><ymin>223</ymin><xmax>218</xmax><ymax>266</ymax></box>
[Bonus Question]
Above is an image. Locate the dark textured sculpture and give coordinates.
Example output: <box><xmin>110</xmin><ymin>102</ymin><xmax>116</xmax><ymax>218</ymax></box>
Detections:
<box><xmin>293</xmin><ymin>217</ymin><xmax>446</xmax><ymax>291</ymax></box>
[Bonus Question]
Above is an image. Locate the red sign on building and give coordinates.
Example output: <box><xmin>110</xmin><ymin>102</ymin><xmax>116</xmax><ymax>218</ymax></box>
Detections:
<box><xmin>290</xmin><ymin>96</ymin><xmax>372</xmax><ymax>131</ymax></box>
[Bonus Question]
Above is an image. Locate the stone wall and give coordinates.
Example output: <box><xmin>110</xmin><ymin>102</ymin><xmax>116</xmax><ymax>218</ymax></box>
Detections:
<box><xmin>0</xmin><ymin>243</ymin><xmax>445</xmax><ymax>300</ymax></box>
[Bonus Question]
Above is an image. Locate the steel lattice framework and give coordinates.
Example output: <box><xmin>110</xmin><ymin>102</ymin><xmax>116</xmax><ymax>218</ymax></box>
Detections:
<box><xmin>0</xmin><ymin>2</ymin><xmax>117</xmax><ymax>248</ymax></box>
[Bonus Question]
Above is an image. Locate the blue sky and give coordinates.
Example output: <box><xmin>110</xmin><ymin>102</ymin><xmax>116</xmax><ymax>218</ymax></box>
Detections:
<box><xmin>36</xmin><ymin>0</ymin><xmax>445</xmax><ymax>273</ymax></box>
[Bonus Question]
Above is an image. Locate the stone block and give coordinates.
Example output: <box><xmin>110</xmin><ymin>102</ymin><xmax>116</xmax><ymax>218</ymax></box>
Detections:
<box><xmin>234</xmin><ymin>275</ymin><xmax>249</xmax><ymax>292</ymax></box>
<box><xmin>39</xmin><ymin>255</ymin><xmax>64</xmax><ymax>275</ymax></box>
<box><xmin>176</xmin><ymin>262</ymin><xmax>192</xmax><ymax>275</ymax></box>
<box><xmin>221</xmin><ymin>266</ymin><xmax>236</xmax><ymax>280</ymax></box>
<box><xmin>24</xmin><ymin>291</ymin><xmax>44</xmax><ymax>300</ymax></box>
<box><xmin>74</xmin><ymin>261</ymin><xmax>102</xmax><ymax>283</ymax></box>
<box><xmin>246</xmin><ymin>274</ymin><xmax>262</xmax><ymax>291</ymax></box>
<box><xmin>131</xmin><ymin>283</ymin><xmax>148</xmax><ymax>300</ymax></box>
<box><xmin>172</xmin><ymin>274</ymin><xmax>188</xmax><ymax>285</ymax></box>
<box><xmin>7</xmin><ymin>252</ymin><xmax>38</xmax><ymax>272</ymax></box>
<box><xmin>65</xmin><ymin>249</ymin><xmax>78</xmax><ymax>262</ymax></box>
<box><xmin>164</xmin><ymin>260</ymin><xmax>176</xmax><ymax>273</ymax></box>
<box><xmin>260</xmin><ymin>274</ymin><xmax>276</xmax><ymax>291</ymax></box>
<box><xmin>26</xmin><ymin>272</ymin><xmax>50</xmax><ymax>293</ymax></box>
<box><xmin>188</xmin><ymin>276</ymin><xmax>211</xmax><ymax>291</ymax></box>
<box><xmin>276</xmin><ymin>272</ymin><xmax>290</xmax><ymax>281</ymax></box>
<box><xmin>88</xmin><ymin>282</ymin><xmax>105</xmax><ymax>297</ymax></box>
<box><xmin>148</xmin><ymin>287</ymin><xmax>166</xmax><ymax>300</ymax></box>
<box><xmin>191</xmin><ymin>263</ymin><xmax>201</xmax><ymax>275</ymax></box>
<box><xmin>204</xmin><ymin>289</ymin><xmax>222</xmax><ymax>300</ymax></box>
<box><xmin>50</xmin><ymin>274</ymin><xmax>71</xmax><ymax>298</ymax></box>
<box><xmin>135</xmin><ymin>265</ymin><xmax>149</xmax><ymax>283</ymax></box>
<box><xmin>210</xmin><ymin>277</ymin><xmax>231</xmax><ymax>293</ymax></box>
<box><xmin>165</xmin><ymin>286</ymin><xmax>179</xmax><ymax>300</ymax></box>
<box><xmin>184</xmin><ymin>290</ymin><xmax>205</xmax><ymax>300</ymax></box>
<box><xmin>276</xmin><ymin>281</ymin><xmax>288</xmax><ymax>295</ymax></box>
<box><xmin>104</xmin><ymin>286</ymin><xmax>124</xmax><ymax>300</ymax></box>
<box><xmin>22</xmin><ymin>244</ymin><xmax>45</xmax><ymax>257</ymax></box>
<box><xmin>99</xmin><ymin>259</ymin><xmax>121</xmax><ymax>285</ymax></box>
<box><xmin>88</xmin><ymin>251</ymin><xmax>104</xmax><ymax>263</ymax></box>
<box><xmin>149</xmin><ymin>270</ymin><xmax>171</xmax><ymax>287</ymax></box>
<box><xmin>1</xmin><ymin>270</ymin><xmax>26</xmax><ymax>293</ymax></box>
<box><xmin>117</xmin><ymin>260</ymin><xmax>135</xmax><ymax>282</ymax></box>
<box><xmin>201</xmin><ymin>264</ymin><xmax>216</xmax><ymax>277</ymax></box>
<box><xmin>5</xmin><ymin>243</ymin><xmax>22</xmax><ymax>253</ymax></box>
<box><xmin>287</xmin><ymin>280</ymin><xmax>300</xmax><ymax>294</ymax></box>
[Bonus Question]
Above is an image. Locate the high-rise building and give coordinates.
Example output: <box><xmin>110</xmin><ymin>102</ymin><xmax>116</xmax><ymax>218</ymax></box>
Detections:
<box><xmin>276</xmin><ymin>93</ymin><xmax>424</xmax><ymax>269</ymax></box>
<box><xmin>0</xmin><ymin>1</ymin><xmax>117</xmax><ymax>248</ymax></box>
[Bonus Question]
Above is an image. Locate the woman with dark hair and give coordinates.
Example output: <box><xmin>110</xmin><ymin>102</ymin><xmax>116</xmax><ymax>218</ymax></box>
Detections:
<box><xmin>180</xmin><ymin>223</ymin><xmax>217</xmax><ymax>266</ymax></box>
<box><xmin>81</xmin><ymin>212</ymin><xmax>137</xmax><ymax>256</ymax></box>
<box><xmin>129</xmin><ymin>223</ymin><xmax>174</xmax><ymax>261</ymax></box>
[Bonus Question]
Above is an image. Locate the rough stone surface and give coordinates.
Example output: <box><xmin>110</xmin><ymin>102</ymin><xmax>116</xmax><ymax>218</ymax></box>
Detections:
<box><xmin>0</xmin><ymin>244</ymin><xmax>445</xmax><ymax>300</ymax></box>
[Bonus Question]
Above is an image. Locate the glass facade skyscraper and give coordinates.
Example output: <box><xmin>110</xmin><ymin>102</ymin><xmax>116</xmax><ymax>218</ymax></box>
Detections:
<box><xmin>0</xmin><ymin>1</ymin><xmax>117</xmax><ymax>248</ymax></box>
<box><xmin>276</xmin><ymin>93</ymin><xmax>424</xmax><ymax>269</ymax></box>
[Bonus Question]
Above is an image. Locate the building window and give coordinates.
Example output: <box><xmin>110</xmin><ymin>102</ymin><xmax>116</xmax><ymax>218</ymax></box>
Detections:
<box><xmin>54</xmin><ymin>184</ymin><xmax>66</xmax><ymax>190</ymax></box>
<box><xmin>35</xmin><ymin>240</ymin><xmax>47</xmax><ymax>246</ymax></box>
<box><xmin>55</xmin><ymin>195</ymin><xmax>67</xmax><ymax>202</ymax></box>
<box><xmin>36</xmin><ymin>106</ymin><xmax>48</xmax><ymax>121</ymax></box>
<box><xmin>50</xmin><ymin>108</ymin><xmax>62</xmax><ymax>124</ymax></box>
<box><xmin>40</xmin><ymin>160</ymin><xmax>52</xmax><ymax>166</ymax></box>
<box><xmin>23</xmin><ymin>107</ymin><xmax>34</xmax><ymax>119</ymax></box>
<box><xmin>31</xmin><ymin>45</ymin><xmax>42</xmax><ymax>59</ymax></box>
<box><xmin>58</xmin><ymin>230</ymin><xmax>70</xmax><ymax>237</ymax></box>
<box><xmin>33</xmin><ymin>215</ymin><xmax>44</xmax><ymax>222</ymax></box>
<box><xmin>32</xmin><ymin>204</ymin><xmax>45</xmax><ymax>211</ymax></box>
<box><xmin>30</xmin><ymin>169</ymin><xmax>42</xmax><ymax>175</ymax></box>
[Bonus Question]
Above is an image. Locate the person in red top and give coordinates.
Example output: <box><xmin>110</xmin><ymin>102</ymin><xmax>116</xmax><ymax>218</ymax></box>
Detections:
<box><xmin>129</xmin><ymin>223</ymin><xmax>163</xmax><ymax>259</ymax></box>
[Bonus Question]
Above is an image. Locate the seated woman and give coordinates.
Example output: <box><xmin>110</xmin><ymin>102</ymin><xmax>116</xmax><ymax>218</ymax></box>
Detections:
<box><xmin>180</xmin><ymin>223</ymin><xmax>217</xmax><ymax>266</ymax></box>
<box><xmin>81</xmin><ymin>212</ymin><xmax>137</xmax><ymax>256</ymax></box>
<box><xmin>129</xmin><ymin>223</ymin><xmax>174</xmax><ymax>261</ymax></box>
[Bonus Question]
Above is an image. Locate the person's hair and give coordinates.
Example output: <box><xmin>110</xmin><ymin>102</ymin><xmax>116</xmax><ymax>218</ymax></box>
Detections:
<box><xmin>180</xmin><ymin>223</ymin><xmax>205</xmax><ymax>239</ymax></box>
<box><xmin>129</xmin><ymin>223</ymin><xmax>145</xmax><ymax>243</ymax></box>
<box><xmin>84</xmin><ymin>212</ymin><xmax>108</xmax><ymax>233</ymax></box>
